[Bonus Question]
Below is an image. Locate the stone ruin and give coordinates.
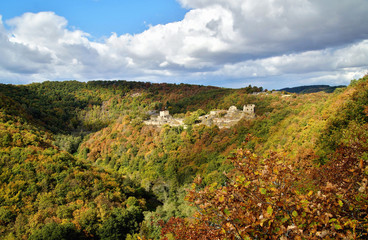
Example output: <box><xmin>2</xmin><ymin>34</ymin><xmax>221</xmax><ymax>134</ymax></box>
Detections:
<box><xmin>144</xmin><ymin>110</ymin><xmax>184</xmax><ymax>127</ymax></box>
<box><xmin>144</xmin><ymin>104</ymin><xmax>255</xmax><ymax>129</ymax></box>
<box><xmin>160</xmin><ymin>111</ymin><xmax>170</xmax><ymax>118</ymax></box>
<box><xmin>201</xmin><ymin>105</ymin><xmax>255</xmax><ymax>128</ymax></box>
<box><xmin>243</xmin><ymin>104</ymin><xmax>255</xmax><ymax>114</ymax></box>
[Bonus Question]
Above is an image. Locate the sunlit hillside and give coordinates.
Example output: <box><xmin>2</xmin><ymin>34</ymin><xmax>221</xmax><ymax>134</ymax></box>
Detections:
<box><xmin>0</xmin><ymin>76</ymin><xmax>367</xmax><ymax>239</ymax></box>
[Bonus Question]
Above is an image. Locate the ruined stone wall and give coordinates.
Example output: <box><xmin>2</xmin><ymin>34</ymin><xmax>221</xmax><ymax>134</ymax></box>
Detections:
<box><xmin>144</xmin><ymin>104</ymin><xmax>255</xmax><ymax>128</ymax></box>
<box><xmin>160</xmin><ymin>111</ymin><xmax>170</xmax><ymax>117</ymax></box>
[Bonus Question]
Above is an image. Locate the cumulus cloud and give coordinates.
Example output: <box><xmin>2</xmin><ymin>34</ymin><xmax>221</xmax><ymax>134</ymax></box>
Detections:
<box><xmin>0</xmin><ymin>12</ymin><xmax>135</xmax><ymax>83</ymax></box>
<box><xmin>0</xmin><ymin>15</ymin><xmax>52</xmax><ymax>76</ymax></box>
<box><xmin>0</xmin><ymin>0</ymin><xmax>368</xmax><ymax>88</ymax></box>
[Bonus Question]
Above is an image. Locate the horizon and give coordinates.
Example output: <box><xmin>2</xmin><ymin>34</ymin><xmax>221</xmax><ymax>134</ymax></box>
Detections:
<box><xmin>1</xmin><ymin>78</ymin><xmax>348</xmax><ymax>91</ymax></box>
<box><xmin>0</xmin><ymin>0</ymin><xmax>367</xmax><ymax>89</ymax></box>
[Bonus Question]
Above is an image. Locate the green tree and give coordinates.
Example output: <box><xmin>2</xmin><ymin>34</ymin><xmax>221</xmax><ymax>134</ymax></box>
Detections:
<box><xmin>98</xmin><ymin>207</ymin><xmax>143</xmax><ymax>240</ymax></box>
<box><xmin>29</xmin><ymin>222</ymin><xmax>84</xmax><ymax>240</ymax></box>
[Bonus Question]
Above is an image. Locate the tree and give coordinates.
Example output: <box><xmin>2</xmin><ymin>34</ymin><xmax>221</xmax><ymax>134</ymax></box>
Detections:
<box><xmin>162</xmin><ymin>147</ymin><xmax>367</xmax><ymax>239</ymax></box>
<box><xmin>29</xmin><ymin>222</ymin><xmax>84</xmax><ymax>240</ymax></box>
<box><xmin>98</xmin><ymin>207</ymin><xmax>143</xmax><ymax>240</ymax></box>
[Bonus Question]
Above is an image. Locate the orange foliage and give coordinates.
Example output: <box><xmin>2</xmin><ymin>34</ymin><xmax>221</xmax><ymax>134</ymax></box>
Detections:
<box><xmin>162</xmin><ymin>146</ymin><xmax>368</xmax><ymax>239</ymax></box>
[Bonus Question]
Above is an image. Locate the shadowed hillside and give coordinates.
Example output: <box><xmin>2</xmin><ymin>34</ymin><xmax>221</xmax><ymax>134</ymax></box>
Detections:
<box><xmin>280</xmin><ymin>84</ymin><xmax>346</xmax><ymax>93</ymax></box>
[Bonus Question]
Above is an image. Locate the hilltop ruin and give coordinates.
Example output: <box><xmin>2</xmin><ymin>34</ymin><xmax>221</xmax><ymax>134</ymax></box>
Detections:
<box><xmin>144</xmin><ymin>110</ymin><xmax>184</xmax><ymax>127</ymax></box>
<box><xmin>144</xmin><ymin>104</ymin><xmax>255</xmax><ymax>129</ymax></box>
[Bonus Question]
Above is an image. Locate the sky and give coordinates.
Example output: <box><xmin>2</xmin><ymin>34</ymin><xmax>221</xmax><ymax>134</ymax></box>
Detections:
<box><xmin>0</xmin><ymin>0</ymin><xmax>367</xmax><ymax>89</ymax></box>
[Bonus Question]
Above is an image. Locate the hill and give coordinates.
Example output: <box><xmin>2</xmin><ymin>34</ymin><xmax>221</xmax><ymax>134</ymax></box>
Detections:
<box><xmin>279</xmin><ymin>84</ymin><xmax>346</xmax><ymax>93</ymax></box>
<box><xmin>0</xmin><ymin>77</ymin><xmax>367</xmax><ymax>239</ymax></box>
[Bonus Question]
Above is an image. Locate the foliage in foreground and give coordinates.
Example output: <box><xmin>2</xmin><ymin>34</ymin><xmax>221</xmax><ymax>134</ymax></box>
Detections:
<box><xmin>162</xmin><ymin>141</ymin><xmax>368</xmax><ymax>239</ymax></box>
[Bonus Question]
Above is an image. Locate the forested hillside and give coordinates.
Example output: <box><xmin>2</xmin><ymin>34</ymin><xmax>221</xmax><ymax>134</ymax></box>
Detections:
<box><xmin>279</xmin><ymin>85</ymin><xmax>346</xmax><ymax>94</ymax></box>
<box><xmin>0</xmin><ymin>76</ymin><xmax>367</xmax><ymax>239</ymax></box>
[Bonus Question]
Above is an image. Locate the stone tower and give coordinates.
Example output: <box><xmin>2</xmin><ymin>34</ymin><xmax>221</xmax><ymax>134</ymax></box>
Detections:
<box><xmin>160</xmin><ymin>111</ymin><xmax>170</xmax><ymax>118</ymax></box>
<box><xmin>243</xmin><ymin>104</ymin><xmax>255</xmax><ymax>114</ymax></box>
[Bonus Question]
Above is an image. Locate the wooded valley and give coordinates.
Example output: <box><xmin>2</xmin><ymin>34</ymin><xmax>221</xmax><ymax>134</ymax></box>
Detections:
<box><xmin>0</xmin><ymin>76</ymin><xmax>367</xmax><ymax>239</ymax></box>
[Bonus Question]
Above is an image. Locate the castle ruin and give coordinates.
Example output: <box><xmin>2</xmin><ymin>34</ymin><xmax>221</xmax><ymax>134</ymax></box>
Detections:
<box><xmin>144</xmin><ymin>110</ymin><xmax>183</xmax><ymax>127</ymax></box>
<box><xmin>160</xmin><ymin>111</ymin><xmax>170</xmax><ymax>118</ymax></box>
<box><xmin>144</xmin><ymin>104</ymin><xmax>255</xmax><ymax>129</ymax></box>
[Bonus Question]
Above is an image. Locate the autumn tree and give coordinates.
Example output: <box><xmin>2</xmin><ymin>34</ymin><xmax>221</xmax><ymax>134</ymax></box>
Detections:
<box><xmin>162</xmin><ymin>146</ymin><xmax>367</xmax><ymax>239</ymax></box>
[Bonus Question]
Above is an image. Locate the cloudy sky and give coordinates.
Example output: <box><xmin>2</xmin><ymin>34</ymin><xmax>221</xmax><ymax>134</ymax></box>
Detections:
<box><xmin>0</xmin><ymin>0</ymin><xmax>367</xmax><ymax>89</ymax></box>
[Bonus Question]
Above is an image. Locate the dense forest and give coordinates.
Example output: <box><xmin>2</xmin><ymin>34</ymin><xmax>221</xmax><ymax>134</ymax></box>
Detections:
<box><xmin>0</xmin><ymin>76</ymin><xmax>367</xmax><ymax>239</ymax></box>
<box><xmin>279</xmin><ymin>85</ymin><xmax>346</xmax><ymax>94</ymax></box>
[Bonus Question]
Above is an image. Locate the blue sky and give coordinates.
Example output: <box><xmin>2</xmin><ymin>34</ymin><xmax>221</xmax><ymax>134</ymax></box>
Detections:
<box><xmin>0</xmin><ymin>0</ymin><xmax>188</xmax><ymax>37</ymax></box>
<box><xmin>0</xmin><ymin>0</ymin><xmax>367</xmax><ymax>89</ymax></box>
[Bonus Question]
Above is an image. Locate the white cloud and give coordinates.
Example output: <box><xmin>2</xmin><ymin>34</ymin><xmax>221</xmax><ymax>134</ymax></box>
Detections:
<box><xmin>264</xmin><ymin>40</ymin><xmax>368</xmax><ymax>75</ymax></box>
<box><xmin>214</xmin><ymin>40</ymin><xmax>368</xmax><ymax>87</ymax></box>
<box><xmin>0</xmin><ymin>15</ymin><xmax>52</xmax><ymax>77</ymax></box>
<box><xmin>0</xmin><ymin>0</ymin><xmax>368</xmax><ymax>88</ymax></box>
